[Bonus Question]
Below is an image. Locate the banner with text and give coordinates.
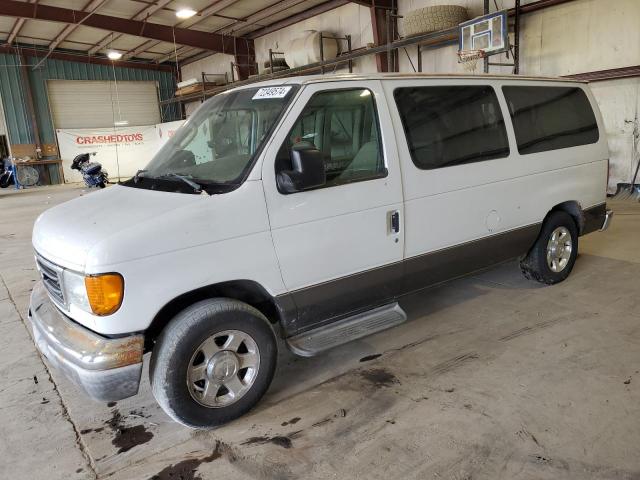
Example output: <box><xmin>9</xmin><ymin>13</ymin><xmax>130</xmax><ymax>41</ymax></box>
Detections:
<box><xmin>155</xmin><ymin>120</ymin><xmax>185</xmax><ymax>151</ymax></box>
<box><xmin>56</xmin><ymin>120</ymin><xmax>185</xmax><ymax>183</ymax></box>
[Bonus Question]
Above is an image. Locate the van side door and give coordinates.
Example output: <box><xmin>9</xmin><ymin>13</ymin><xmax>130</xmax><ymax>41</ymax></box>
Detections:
<box><xmin>261</xmin><ymin>81</ymin><xmax>404</xmax><ymax>334</ymax></box>
<box><xmin>384</xmin><ymin>79</ymin><xmax>539</xmax><ymax>291</ymax></box>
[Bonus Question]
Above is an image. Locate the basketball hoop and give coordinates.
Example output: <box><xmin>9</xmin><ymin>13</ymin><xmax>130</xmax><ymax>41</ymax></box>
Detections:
<box><xmin>457</xmin><ymin>49</ymin><xmax>486</xmax><ymax>72</ymax></box>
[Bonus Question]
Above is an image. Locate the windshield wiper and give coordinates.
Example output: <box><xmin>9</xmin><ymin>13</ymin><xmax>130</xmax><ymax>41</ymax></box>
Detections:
<box><xmin>159</xmin><ymin>173</ymin><xmax>208</xmax><ymax>195</ymax></box>
<box><xmin>134</xmin><ymin>169</ymin><xmax>147</xmax><ymax>183</ymax></box>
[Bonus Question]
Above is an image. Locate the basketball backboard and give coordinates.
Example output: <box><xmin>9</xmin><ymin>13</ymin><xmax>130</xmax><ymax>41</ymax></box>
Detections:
<box><xmin>459</xmin><ymin>10</ymin><xmax>509</xmax><ymax>55</ymax></box>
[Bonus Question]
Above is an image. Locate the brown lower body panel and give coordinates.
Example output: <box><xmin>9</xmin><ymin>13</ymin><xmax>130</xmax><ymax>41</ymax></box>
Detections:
<box><xmin>282</xmin><ymin>223</ymin><xmax>542</xmax><ymax>336</ymax></box>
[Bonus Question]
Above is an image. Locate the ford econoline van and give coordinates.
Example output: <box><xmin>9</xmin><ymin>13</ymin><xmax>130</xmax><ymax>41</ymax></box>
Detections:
<box><xmin>29</xmin><ymin>74</ymin><xmax>612</xmax><ymax>427</ymax></box>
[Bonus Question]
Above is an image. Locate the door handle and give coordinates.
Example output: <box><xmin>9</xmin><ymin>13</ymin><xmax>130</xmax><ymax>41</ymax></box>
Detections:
<box><xmin>390</xmin><ymin>210</ymin><xmax>400</xmax><ymax>234</ymax></box>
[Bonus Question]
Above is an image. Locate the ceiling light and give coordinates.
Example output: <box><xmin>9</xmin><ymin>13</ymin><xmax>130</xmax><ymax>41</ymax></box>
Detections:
<box><xmin>107</xmin><ymin>51</ymin><xmax>122</xmax><ymax>60</ymax></box>
<box><xmin>176</xmin><ymin>8</ymin><xmax>197</xmax><ymax>19</ymax></box>
<box><xmin>114</xmin><ymin>120</ymin><xmax>129</xmax><ymax>126</ymax></box>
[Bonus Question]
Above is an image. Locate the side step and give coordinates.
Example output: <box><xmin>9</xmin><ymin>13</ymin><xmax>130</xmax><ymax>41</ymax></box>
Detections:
<box><xmin>286</xmin><ymin>303</ymin><xmax>407</xmax><ymax>357</ymax></box>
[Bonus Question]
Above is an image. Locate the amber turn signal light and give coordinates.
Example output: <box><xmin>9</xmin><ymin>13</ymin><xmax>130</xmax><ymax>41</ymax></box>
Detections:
<box><xmin>85</xmin><ymin>274</ymin><xmax>124</xmax><ymax>316</ymax></box>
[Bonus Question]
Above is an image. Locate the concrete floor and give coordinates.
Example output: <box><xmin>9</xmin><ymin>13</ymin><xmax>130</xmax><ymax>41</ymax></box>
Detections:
<box><xmin>1</xmin><ymin>184</ymin><xmax>639</xmax><ymax>480</ymax></box>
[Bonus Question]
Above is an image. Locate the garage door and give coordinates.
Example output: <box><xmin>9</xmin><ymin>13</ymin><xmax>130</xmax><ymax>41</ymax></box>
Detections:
<box><xmin>47</xmin><ymin>79</ymin><xmax>161</xmax><ymax>129</ymax></box>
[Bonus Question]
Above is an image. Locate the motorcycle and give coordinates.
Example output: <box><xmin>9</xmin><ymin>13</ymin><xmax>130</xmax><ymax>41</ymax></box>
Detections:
<box><xmin>0</xmin><ymin>156</ymin><xmax>13</xmax><ymax>188</ymax></box>
<box><xmin>71</xmin><ymin>152</ymin><xmax>108</xmax><ymax>188</ymax></box>
<box><xmin>0</xmin><ymin>157</ymin><xmax>37</xmax><ymax>188</ymax></box>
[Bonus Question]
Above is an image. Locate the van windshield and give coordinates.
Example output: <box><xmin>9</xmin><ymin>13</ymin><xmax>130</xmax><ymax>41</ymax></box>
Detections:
<box><xmin>125</xmin><ymin>85</ymin><xmax>296</xmax><ymax>194</ymax></box>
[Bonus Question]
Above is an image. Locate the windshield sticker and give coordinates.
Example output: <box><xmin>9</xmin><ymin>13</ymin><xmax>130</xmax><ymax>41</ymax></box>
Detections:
<box><xmin>252</xmin><ymin>86</ymin><xmax>292</xmax><ymax>100</ymax></box>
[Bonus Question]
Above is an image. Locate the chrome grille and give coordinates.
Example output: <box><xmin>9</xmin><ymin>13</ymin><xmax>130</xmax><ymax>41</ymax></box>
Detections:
<box><xmin>35</xmin><ymin>255</ymin><xmax>65</xmax><ymax>306</ymax></box>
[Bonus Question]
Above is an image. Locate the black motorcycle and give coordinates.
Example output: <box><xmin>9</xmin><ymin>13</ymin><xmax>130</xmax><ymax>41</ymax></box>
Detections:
<box><xmin>0</xmin><ymin>156</ymin><xmax>14</xmax><ymax>188</ymax></box>
<box><xmin>71</xmin><ymin>152</ymin><xmax>108</xmax><ymax>188</ymax></box>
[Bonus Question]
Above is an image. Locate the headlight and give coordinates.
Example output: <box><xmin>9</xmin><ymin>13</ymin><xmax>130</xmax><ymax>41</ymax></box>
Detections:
<box><xmin>62</xmin><ymin>271</ymin><xmax>124</xmax><ymax>316</ymax></box>
<box><xmin>85</xmin><ymin>274</ymin><xmax>124</xmax><ymax>316</ymax></box>
<box><xmin>62</xmin><ymin>269</ymin><xmax>91</xmax><ymax>312</ymax></box>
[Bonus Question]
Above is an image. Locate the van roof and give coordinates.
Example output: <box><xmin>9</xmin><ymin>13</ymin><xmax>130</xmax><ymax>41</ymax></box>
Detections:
<box><xmin>238</xmin><ymin>72</ymin><xmax>587</xmax><ymax>89</ymax></box>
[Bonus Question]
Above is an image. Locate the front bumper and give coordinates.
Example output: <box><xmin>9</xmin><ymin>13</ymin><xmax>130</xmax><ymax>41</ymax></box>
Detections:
<box><xmin>28</xmin><ymin>281</ymin><xmax>144</xmax><ymax>402</ymax></box>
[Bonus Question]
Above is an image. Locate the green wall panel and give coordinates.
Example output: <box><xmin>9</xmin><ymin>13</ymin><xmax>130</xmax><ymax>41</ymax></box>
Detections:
<box><xmin>0</xmin><ymin>54</ymin><xmax>34</xmax><ymax>144</ymax></box>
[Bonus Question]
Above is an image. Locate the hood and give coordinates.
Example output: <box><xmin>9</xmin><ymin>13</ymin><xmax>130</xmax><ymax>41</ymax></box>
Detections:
<box><xmin>32</xmin><ymin>183</ymin><xmax>268</xmax><ymax>271</ymax></box>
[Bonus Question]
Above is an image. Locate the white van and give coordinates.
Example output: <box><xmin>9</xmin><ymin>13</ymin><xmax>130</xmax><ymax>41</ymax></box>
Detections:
<box><xmin>29</xmin><ymin>74</ymin><xmax>612</xmax><ymax>428</ymax></box>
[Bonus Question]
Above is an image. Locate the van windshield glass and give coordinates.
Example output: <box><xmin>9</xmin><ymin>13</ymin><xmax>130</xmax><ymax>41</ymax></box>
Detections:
<box><xmin>130</xmin><ymin>86</ymin><xmax>296</xmax><ymax>193</ymax></box>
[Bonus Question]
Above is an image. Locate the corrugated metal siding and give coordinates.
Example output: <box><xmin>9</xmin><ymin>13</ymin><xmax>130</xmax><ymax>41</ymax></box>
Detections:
<box><xmin>0</xmin><ymin>54</ymin><xmax>34</xmax><ymax>144</ymax></box>
<box><xmin>0</xmin><ymin>53</ymin><xmax>178</xmax><ymax>146</ymax></box>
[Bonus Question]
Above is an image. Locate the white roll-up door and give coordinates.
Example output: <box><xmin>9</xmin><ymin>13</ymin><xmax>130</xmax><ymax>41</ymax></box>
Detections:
<box><xmin>47</xmin><ymin>79</ymin><xmax>161</xmax><ymax>129</ymax></box>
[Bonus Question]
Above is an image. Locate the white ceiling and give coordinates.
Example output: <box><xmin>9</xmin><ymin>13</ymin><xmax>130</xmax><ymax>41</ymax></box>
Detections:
<box><xmin>0</xmin><ymin>0</ymin><xmax>340</xmax><ymax>63</ymax></box>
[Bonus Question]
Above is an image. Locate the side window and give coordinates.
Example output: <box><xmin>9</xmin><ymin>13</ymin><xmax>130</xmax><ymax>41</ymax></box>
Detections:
<box><xmin>276</xmin><ymin>88</ymin><xmax>386</xmax><ymax>189</ymax></box>
<box><xmin>502</xmin><ymin>86</ymin><xmax>599</xmax><ymax>154</ymax></box>
<box><xmin>394</xmin><ymin>86</ymin><xmax>510</xmax><ymax>170</ymax></box>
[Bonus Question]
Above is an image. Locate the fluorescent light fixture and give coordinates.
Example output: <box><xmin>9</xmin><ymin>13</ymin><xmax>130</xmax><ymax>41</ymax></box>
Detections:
<box><xmin>114</xmin><ymin>120</ymin><xmax>129</xmax><ymax>126</ymax></box>
<box><xmin>176</xmin><ymin>8</ymin><xmax>197</xmax><ymax>19</ymax></box>
<box><xmin>107</xmin><ymin>50</ymin><xmax>122</xmax><ymax>60</ymax></box>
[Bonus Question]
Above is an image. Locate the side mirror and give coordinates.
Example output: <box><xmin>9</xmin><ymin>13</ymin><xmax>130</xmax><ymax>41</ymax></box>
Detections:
<box><xmin>276</xmin><ymin>144</ymin><xmax>326</xmax><ymax>194</ymax></box>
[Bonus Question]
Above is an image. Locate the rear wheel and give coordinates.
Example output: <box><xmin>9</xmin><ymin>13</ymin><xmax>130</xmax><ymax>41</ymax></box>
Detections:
<box><xmin>520</xmin><ymin>211</ymin><xmax>578</xmax><ymax>285</ymax></box>
<box><xmin>150</xmin><ymin>298</ymin><xmax>277</xmax><ymax>428</ymax></box>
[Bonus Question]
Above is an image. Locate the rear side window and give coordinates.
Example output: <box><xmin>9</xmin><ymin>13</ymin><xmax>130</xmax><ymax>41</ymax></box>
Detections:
<box><xmin>394</xmin><ymin>86</ymin><xmax>509</xmax><ymax>170</ymax></box>
<box><xmin>502</xmin><ymin>86</ymin><xmax>599</xmax><ymax>154</ymax></box>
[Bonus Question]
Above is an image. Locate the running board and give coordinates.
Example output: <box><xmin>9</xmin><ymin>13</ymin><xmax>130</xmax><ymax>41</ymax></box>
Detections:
<box><xmin>286</xmin><ymin>303</ymin><xmax>407</xmax><ymax>357</ymax></box>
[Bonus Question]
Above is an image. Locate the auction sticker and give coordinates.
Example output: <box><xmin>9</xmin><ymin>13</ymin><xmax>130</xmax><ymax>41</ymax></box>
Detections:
<box><xmin>252</xmin><ymin>86</ymin><xmax>292</xmax><ymax>99</ymax></box>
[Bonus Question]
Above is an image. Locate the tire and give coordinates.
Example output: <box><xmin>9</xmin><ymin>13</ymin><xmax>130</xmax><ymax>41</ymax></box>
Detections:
<box><xmin>0</xmin><ymin>172</ymin><xmax>12</xmax><ymax>188</ymax></box>
<box><xmin>98</xmin><ymin>182</ymin><xmax>106</xmax><ymax>189</ymax></box>
<box><xmin>150</xmin><ymin>298</ymin><xmax>277</xmax><ymax>428</ymax></box>
<box><xmin>520</xmin><ymin>211</ymin><xmax>579</xmax><ymax>285</ymax></box>
<box><xmin>402</xmin><ymin>5</ymin><xmax>468</xmax><ymax>37</ymax></box>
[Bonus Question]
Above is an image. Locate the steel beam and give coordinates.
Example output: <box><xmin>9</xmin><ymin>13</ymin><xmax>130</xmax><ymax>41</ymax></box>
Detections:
<box><xmin>348</xmin><ymin>0</ymin><xmax>394</xmax><ymax>8</ymax></box>
<box><xmin>7</xmin><ymin>0</ymin><xmax>37</xmax><ymax>44</ymax></box>
<box><xmin>133</xmin><ymin>1</ymin><xmax>244</xmax><ymax>62</ymax></box>
<box><xmin>565</xmin><ymin>65</ymin><xmax>640</xmax><ymax>82</ymax></box>
<box><xmin>370</xmin><ymin>1</ymin><xmax>397</xmax><ymax>72</ymax></box>
<box><xmin>160</xmin><ymin>0</ymin><xmax>579</xmax><ymax>105</ymax></box>
<box><xmin>247</xmin><ymin>0</ymin><xmax>349</xmax><ymax>39</ymax></box>
<box><xmin>0</xmin><ymin>0</ymin><xmax>244</xmax><ymax>54</ymax></box>
<box><xmin>49</xmin><ymin>0</ymin><xmax>108</xmax><ymax>51</ymax></box>
<box><xmin>0</xmin><ymin>44</ymin><xmax>175</xmax><ymax>72</ymax></box>
<box><xmin>89</xmin><ymin>0</ymin><xmax>174</xmax><ymax>55</ymax></box>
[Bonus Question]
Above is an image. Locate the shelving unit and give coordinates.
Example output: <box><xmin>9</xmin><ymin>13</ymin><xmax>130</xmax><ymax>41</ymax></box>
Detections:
<box><xmin>161</xmin><ymin>0</ymin><xmax>560</xmax><ymax>108</ymax></box>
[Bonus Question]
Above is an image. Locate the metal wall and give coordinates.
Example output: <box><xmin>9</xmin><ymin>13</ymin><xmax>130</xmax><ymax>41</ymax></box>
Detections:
<box><xmin>0</xmin><ymin>53</ymin><xmax>179</xmax><ymax>146</ymax></box>
<box><xmin>0</xmin><ymin>53</ymin><xmax>32</xmax><ymax>145</ymax></box>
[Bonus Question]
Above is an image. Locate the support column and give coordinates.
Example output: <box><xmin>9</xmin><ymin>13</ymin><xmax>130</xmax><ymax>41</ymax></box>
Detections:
<box><xmin>483</xmin><ymin>0</ymin><xmax>490</xmax><ymax>73</ymax></box>
<box><xmin>370</xmin><ymin>1</ymin><xmax>397</xmax><ymax>73</ymax></box>
<box><xmin>513</xmin><ymin>0</ymin><xmax>521</xmax><ymax>74</ymax></box>
<box><xmin>234</xmin><ymin>38</ymin><xmax>255</xmax><ymax>81</ymax></box>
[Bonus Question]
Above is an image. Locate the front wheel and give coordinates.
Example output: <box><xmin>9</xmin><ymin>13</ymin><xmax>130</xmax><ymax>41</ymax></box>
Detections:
<box><xmin>0</xmin><ymin>172</ymin><xmax>12</xmax><ymax>188</ymax></box>
<box><xmin>150</xmin><ymin>298</ymin><xmax>277</xmax><ymax>428</ymax></box>
<box><xmin>520</xmin><ymin>211</ymin><xmax>578</xmax><ymax>285</ymax></box>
